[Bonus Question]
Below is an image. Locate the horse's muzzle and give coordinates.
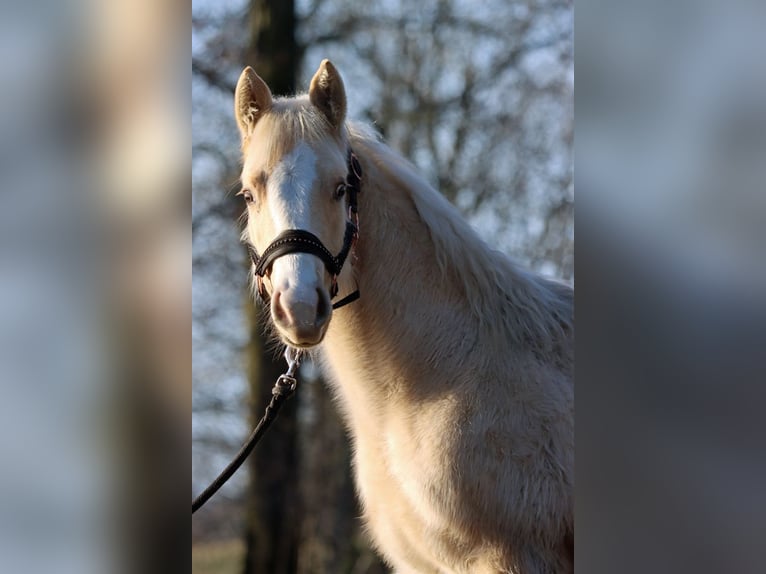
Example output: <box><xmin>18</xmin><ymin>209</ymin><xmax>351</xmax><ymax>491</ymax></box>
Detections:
<box><xmin>271</xmin><ymin>287</ymin><xmax>331</xmax><ymax>347</ymax></box>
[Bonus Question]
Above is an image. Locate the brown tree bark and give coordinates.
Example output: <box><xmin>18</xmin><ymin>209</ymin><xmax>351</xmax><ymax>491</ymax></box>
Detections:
<box><xmin>242</xmin><ymin>300</ymin><xmax>301</xmax><ymax>574</ymax></box>
<box><xmin>247</xmin><ymin>0</ymin><xmax>298</xmax><ymax>96</ymax></box>
<box><xmin>241</xmin><ymin>2</ymin><xmax>300</xmax><ymax>574</ymax></box>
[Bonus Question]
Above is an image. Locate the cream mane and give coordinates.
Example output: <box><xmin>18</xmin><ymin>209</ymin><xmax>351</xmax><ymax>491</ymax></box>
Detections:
<box><xmin>345</xmin><ymin>121</ymin><xmax>573</xmax><ymax>354</ymax></box>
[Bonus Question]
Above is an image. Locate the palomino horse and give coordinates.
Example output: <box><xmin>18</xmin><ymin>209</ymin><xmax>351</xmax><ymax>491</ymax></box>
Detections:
<box><xmin>234</xmin><ymin>60</ymin><xmax>574</xmax><ymax>574</ymax></box>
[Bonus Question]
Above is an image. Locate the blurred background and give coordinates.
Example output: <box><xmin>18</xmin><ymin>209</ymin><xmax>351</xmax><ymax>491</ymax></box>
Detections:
<box><xmin>192</xmin><ymin>0</ymin><xmax>572</xmax><ymax>572</ymax></box>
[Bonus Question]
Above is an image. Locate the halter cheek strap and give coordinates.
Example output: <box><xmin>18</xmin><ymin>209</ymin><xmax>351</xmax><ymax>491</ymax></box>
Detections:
<box><xmin>247</xmin><ymin>148</ymin><xmax>362</xmax><ymax>310</ymax></box>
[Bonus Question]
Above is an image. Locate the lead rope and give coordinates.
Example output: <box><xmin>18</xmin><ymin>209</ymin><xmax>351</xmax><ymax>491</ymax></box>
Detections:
<box><xmin>192</xmin><ymin>347</ymin><xmax>302</xmax><ymax>514</ymax></box>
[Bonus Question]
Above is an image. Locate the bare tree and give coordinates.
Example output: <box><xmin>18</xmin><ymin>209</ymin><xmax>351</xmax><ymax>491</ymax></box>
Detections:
<box><xmin>239</xmin><ymin>2</ymin><xmax>303</xmax><ymax>573</ymax></box>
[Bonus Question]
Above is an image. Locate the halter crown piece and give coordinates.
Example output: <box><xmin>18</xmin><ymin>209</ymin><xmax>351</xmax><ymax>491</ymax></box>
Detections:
<box><xmin>247</xmin><ymin>148</ymin><xmax>362</xmax><ymax>310</ymax></box>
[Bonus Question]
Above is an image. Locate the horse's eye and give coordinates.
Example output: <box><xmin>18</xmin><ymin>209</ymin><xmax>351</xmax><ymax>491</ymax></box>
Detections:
<box><xmin>238</xmin><ymin>189</ymin><xmax>254</xmax><ymax>204</ymax></box>
<box><xmin>334</xmin><ymin>182</ymin><xmax>346</xmax><ymax>200</ymax></box>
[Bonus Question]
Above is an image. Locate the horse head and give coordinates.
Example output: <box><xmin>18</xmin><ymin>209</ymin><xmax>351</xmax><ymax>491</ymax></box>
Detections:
<box><xmin>235</xmin><ymin>60</ymin><xmax>355</xmax><ymax>348</ymax></box>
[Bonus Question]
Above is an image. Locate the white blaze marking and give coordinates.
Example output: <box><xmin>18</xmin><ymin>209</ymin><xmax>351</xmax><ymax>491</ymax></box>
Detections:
<box><xmin>267</xmin><ymin>143</ymin><xmax>323</xmax><ymax>296</ymax></box>
<box><xmin>268</xmin><ymin>142</ymin><xmax>317</xmax><ymax>232</ymax></box>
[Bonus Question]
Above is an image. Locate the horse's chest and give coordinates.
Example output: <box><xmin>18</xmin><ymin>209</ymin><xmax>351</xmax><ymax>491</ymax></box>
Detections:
<box><xmin>321</xmin><ymin>357</ymin><xmax>478</xmax><ymax>570</ymax></box>
<box><xmin>351</xmin><ymin>415</ymin><xmax>466</xmax><ymax>572</ymax></box>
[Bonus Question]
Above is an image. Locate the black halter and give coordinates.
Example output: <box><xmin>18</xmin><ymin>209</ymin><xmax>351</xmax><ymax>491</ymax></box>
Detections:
<box><xmin>247</xmin><ymin>149</ymin><xmax>362</xmax><ymax>310</ymax></box>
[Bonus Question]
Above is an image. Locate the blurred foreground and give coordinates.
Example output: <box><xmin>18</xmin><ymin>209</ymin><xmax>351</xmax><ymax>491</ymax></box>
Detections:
<box><xmin>577</xmin><ymin>1</ymin><xmax>766</xmax><ymax>573</ymax></box>
<box><xmin>0</xmin><ymin>0</ymin><xmax>188</xmax><ymax>573</ymax></box>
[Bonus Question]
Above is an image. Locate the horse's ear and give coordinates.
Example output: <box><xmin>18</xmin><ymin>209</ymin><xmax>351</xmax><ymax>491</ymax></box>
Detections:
<box><xmin>234</xmin><ymin>67</ymin><xmax>273</xmax><ymax>139</ymax></box>
<box><xmin>309</xmin><ymin>59</ymin><xmax>346</xmax><ymax>129</ymax></box>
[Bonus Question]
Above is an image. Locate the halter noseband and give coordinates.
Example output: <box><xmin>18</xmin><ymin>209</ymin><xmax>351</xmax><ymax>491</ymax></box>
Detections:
<box><xmin>247</xmin><ymin>149</ymin><xmax>362</xmax><ymax>310</ymax></box>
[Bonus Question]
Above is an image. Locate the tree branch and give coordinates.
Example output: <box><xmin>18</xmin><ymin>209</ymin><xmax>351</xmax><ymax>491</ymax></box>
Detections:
<box><xmin>193</xmin><ymin>58</ymin><xmax>236</xmax><ymax>94</ymax></box>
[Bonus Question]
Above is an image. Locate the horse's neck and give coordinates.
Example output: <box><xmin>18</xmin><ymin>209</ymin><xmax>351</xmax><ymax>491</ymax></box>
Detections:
<box><xmin>321</xmin><ymin>146</ymin><xmax>476</xmax><ymax>405</ymax></box>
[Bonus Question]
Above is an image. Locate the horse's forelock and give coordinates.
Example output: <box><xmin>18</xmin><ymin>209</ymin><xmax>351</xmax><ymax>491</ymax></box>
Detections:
<box><xmin>242</xmin><ymin>96</ymin><xmax>345</xmax><ymax>167</ymax></box>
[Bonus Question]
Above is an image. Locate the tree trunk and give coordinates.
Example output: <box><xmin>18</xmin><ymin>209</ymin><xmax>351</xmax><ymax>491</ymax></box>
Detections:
<box><xmin>248</xmin><ymin>0</ymin><xmax>297</xmax><ymax>96</ymax></box>
<box><xmin>242</xmin><ymin>299</ymin><xmax>302</xmax><ymax>574</ymax></box>
<box><xmin>242</xmin><ymin>2</ymin><xmax>300</xmax><ymax>574</ymax></box>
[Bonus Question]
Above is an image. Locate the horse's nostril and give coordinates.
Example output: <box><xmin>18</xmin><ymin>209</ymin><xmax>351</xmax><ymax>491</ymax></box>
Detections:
<box><xmin>316</xmin><ymin>288</ymin><xmax>330</xmax><ymax>325</ymax></box>
<box><xmin>272</xmin><ymin>290</ymin><xmax>286</xmax><ymax>322</ymax></box>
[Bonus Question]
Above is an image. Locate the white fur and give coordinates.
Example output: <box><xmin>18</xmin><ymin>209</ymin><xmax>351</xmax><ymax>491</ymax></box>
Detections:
<box><xmin>267</xmin><ymin>142</ymin><xmax>324</xmax><ymax>299</ymax></box>
<box><xmin>322</xmin><ymin>125</ymin><xmax>573</xmax><ymax>574</ymax></box>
